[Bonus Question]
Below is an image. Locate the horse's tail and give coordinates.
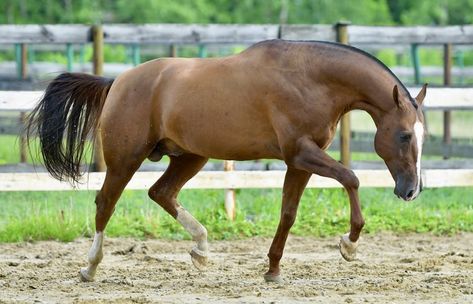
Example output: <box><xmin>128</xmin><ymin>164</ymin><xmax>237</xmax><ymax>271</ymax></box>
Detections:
<box><xmin>25</xmin><ymin>72</ymin><xmax>114</xmax><ymax>184</ymax></box>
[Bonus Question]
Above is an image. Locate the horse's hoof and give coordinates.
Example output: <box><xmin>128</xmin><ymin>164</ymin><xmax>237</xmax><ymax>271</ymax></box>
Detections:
<box><xmin>339</xmin><ymin>233</ymin><xmax>358</xmax><ymax>262</ymax></box>
<box><xmin>264</xmin><ymin>273</ymin><xmax>284</xmax><ymax>284</ymax></box>
<box><xmin>79</xmin><ymin>268</ymin><xmax>94</xmax><ymax>282</ymax></box>
<box><xmin>190</xmin><ymin>247</ymin><xmax>208</xmax><ymax>271</ymax></box>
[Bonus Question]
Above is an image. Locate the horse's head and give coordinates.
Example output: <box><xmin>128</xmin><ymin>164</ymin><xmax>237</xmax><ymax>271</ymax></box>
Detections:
<box><xmin>374</xmin><ymin>84</ymin><xmax>427</xmax><ymax>201</ymax></box>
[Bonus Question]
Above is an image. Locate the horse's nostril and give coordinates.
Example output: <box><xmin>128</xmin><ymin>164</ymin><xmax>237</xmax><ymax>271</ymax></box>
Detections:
<box><xmin>406</xmin><ymin>189</ymin><xmax>415</xmax><ymax>199</ymax></box>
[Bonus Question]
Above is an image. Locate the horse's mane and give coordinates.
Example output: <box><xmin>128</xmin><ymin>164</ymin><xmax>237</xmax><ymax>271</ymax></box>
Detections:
<box><xmin>314</xmin><ymin>41</ymin><xmax>412</xmax><ymax>97</ymax></box>
<box><xmin>251</xmin><ymin>39</ymin><xmax>417</xmax><ymax>107</ymax></box>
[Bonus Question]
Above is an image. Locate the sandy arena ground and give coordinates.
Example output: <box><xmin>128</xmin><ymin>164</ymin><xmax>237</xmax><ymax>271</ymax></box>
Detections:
<box><xmin>0</xmin><ymin>233</ymin><xmax>472</xmax><ymax>303</ymax></box>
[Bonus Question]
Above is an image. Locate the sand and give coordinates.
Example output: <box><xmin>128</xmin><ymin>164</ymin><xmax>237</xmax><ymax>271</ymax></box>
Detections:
<box><xmin>1</xmin><ymin>233</ymin><xmax>472</xmax><ymax>303</ymax></box>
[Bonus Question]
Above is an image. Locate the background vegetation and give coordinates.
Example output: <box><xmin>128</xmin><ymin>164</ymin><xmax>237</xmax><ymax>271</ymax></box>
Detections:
<box><xmin>0</xmin><ymin>0</ymin><xmax>473</xmax><ymax>243</ymax></box>
<box><xmin>2</xmin><ymin>0</ymin><xmax>473</xmax><ymax>26</ymax></box>
<box><xmin>1</xmin><ymin>187</ymin><xmax>473</xmax><ymax>242</ymax></box>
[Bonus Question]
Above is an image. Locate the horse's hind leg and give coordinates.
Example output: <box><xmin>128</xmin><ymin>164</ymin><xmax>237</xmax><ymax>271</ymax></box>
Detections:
<box><xmin>148</xmin><ymin>154</ymin><xmax>209</xmax><ymax>269</ymax></box>
<box><xmin>79</xmin><ymin>164</ymin><xmax>140</xmax><ymax>282</ymax></box>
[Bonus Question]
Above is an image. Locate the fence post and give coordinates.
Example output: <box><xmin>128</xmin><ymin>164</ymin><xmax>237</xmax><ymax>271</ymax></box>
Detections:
<box><xmin>224</xmin><ymin>160</ymin><xmax>236</xmax><ymax>220</ymax></box>
<box><xmin>455</xmin><ymin>49</ymin><xmax>464</xmax><ymax>85</ymax></box>
<box><xmin>169</xmin><ymin>44</ymin><xmax>178</xmax><ymax>57</ymax></box>
<box><xmin>92</xmin><ymin>25</ymin><xmax>106</xmax><ymax>172</ymax></box>
<box><xmin>66</xmin><ymin>43</ymin><xmax>74</xmax><ymax>72</ymax></box>
<box><xmin>132</xmin><ymin>44</ymin><xmax>141</xmax><ymax>66</ymax></box>
<box><xmin>80</xmin><ymin>44</ymin><xmax>86</xmax><ymax>66</ymax></box>
<box><xmin>336</xmin><ymin>21</ymin><xmax>351</xmax><ymax>167</ymax></box>
<box><xmin>16</xmin><ymin>43</ymin><xmax>28</xmax><ymax>163</ymax></box>
<box><xmin>443</xmin><ymin>43</ymin><xmax>452</xmax><ymax>159</ymax></box>
<box><xmin>411</xmin><ymin>44</ymin><xmax>421</xmax><ymax>85</ymax></box>
<box><xmin>198</xmin><ymin>44</ymin><xmax>207</xmax><ymax>58</ymax></box>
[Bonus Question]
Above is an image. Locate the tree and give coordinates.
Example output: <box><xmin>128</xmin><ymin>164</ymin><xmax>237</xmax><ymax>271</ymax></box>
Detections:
<box><xmin>1</xmin><ymin>0</ymin><xmax>473</xmax><ymax>26</ymax></box>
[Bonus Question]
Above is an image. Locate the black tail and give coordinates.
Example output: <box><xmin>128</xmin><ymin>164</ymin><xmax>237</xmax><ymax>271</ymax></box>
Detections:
<box><xmin>25</xmin><ymin>73</ymin><xmax>114</xmax><ymax>184</ymax></box>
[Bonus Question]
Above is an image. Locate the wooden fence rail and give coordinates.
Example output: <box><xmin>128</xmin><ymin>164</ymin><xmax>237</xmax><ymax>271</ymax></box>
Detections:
<box><xmin>2</xmin><ymin>87</ymin><xmax>472</xmax><ymax>112</ymax></box>
<box><xmin>1</xmin><ymin>169</ymin><xmax>473</xmax><ymax>192</ymax></box>
<box><xmin>2</xmin><ymin>24</ymin><xmax>473</xmax><ymax>45</ymax></box>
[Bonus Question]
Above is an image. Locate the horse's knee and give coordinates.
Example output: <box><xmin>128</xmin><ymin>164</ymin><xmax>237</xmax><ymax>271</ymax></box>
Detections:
<box><xmin>94</xmin><ymin>192</ymin><xmax>114</xmax><ymax>216</ymax></box>
<box><xmin>281</xmin><ymin>210</ymin><xmax>297</xmax><ymax>228</ymax></box>
<box><xmin>339</xmin><ymin>170</ymin><xmax>359</xmax><ymax>190</ymax></box>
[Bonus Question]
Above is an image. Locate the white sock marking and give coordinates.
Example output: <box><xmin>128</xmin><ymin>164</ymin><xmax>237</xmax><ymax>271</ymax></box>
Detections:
<box><xmin>88</xmin><ymin>231</ymin><xmax>104</xmax><ymax>264</ymax></box>
<box><xmin>81</xmin><ymin>231</ymin><xmax>104</xmax><ymax>281</ymax></box>
<box><xmin>176</xmin><ymin>207</ymin><xmax>208</xmax><ymax>254</ymax></box>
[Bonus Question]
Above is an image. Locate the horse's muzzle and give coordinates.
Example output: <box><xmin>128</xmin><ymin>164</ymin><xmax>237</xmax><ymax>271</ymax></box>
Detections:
<box><xmin>394</xmin><ymin>176</ymin><xmax>421</xmax><ymax>201</ymax></box>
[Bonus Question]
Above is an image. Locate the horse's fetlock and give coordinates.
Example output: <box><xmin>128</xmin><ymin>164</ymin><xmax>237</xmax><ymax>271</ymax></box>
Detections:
<box><xmin>195</xmin><ymin>226</ymin><xmax>208</xmax><ymax>241</ymax></box>
<box><xmin>268</xmin><ymin>251</ymin><xmax>283</xmax><ymax>262</ymax></box>
<box><xmin>88</xmin><ymin>250</ymin><xmax>103</xmax><ymax>265</ymax></box>
<box><xmin>353</xmin><ymin>218</ymin><xmax>365</xmax><ymax>231</ymax></box>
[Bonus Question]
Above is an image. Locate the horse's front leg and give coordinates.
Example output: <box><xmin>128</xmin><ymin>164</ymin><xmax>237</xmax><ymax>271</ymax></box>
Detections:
<box><xmin>265</xmin><ymin>168</ymin><xmax>311</xmax><ymax>283</ymax></box>
<box><xmin>289</xmin><ymin>137</ymin><xmax>365</xmax><ymax>262</ymax></box>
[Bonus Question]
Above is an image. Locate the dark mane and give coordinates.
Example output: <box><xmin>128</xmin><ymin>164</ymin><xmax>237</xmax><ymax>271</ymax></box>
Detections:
<box><xmin>316</xmin><ymin>42</ymin><xmax>408</xmax><ymax>90</ymax></box>
<box><xmin>313</xmin><ymin>41</ymin><xmax>416</xmax><ymax>104</ymax></box>
<box><xmin>252</xmin><ymin>39</ymin><xmax>417</xmax><ymax>108</ymax></box>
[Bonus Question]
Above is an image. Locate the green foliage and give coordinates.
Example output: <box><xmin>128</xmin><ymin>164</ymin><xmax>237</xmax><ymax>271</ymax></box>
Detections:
<box><xmin>103</xmin><ymin>45</ymin><xmax>127</xmax><ymax>63</ymax></box>
<box><xmin>387</xmin><ymin>0</ymin><xmax>473</xmax><ymax>25</ymax></box>
<box><xmin>35</xmin><ymin>51</ymin><xmax>68</xmax><ymax>65</ymax></box>
<box><xmin>376</xmin><ymin>49</ymin><xmax>398</xmax><ymax>67</ymax></box>
<box><xmin>115</xmin><ymin>0</ymin><xmax>218</xmax><ymax>24</ymax></box>
<box><xmin>1</xmin><ymin>187</ymin><xmax>473</xmax><ymax>242</ymax></box>
<box><xmin>287</xmin><ymin>0</ymin><xmax>393</xmax><ymax>25</ymax></box>
<box><xmin>418</xmin><ymin>48</ymin><xmax>444</xmax><ymax>66</ymax></box>
<box><xmin>0</xmin><ymin>135</ymin><xmax>21</xmax><ymax>164</ymax></box>
<box><xmin>1</xmin><ymin>0</ymin><xmax>473</xmax><ymax>25</ymax></box>
<box><xmin>461</xmin><ymin>50</ymin><xmax>473</xmax><ymax>66</ymax></box>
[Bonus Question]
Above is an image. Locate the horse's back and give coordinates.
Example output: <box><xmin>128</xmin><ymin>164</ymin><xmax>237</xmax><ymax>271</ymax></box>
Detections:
<box><xmin>100</xmin><ymin>41</ymin><xmax>341</xmax><ymax>161</ymax></box>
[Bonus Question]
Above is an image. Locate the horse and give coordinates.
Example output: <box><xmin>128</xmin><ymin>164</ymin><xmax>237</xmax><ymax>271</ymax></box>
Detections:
<box><xmin>25</xmin><ymin>39</ymin><xmax>427</xmax><ymax>283</ymax></box>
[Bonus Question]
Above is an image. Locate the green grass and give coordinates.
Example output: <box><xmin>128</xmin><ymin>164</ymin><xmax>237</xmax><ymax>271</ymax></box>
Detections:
<box><xmin>0</xmin><ymin>135</ymin><xmax>25</xmax><ymax>164</ymax></box>
<box><xmin>1</xmin><ymin>108</ymin><xmax>473</xmax><ymax>243</ymax></box>
<box><xmin>1</xmin><ymin>187</ymin><xmax>472</xmax><ymax>243</ymax></box>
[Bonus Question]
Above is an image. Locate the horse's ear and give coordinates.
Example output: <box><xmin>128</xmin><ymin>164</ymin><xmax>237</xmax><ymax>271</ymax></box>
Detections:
<box><xmin>393</xmin><ymin>85</ymin><xmax>401</xmax><ymax>108</ymax></box>
<box><xmin>415</xmin><ymin>83</ymin><xmax>428</xmax><ymax>106</ymax></box>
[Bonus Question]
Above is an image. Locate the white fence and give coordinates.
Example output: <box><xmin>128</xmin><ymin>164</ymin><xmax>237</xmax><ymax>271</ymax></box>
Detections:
<box><xmin>1</xmin><ymin>169</ymin><xmax>473</xmax><ymax>192</ymax></box>
<box><xmin>2</xmin><ymin>87</ymin><xmax>473</xmax><ymax>111</ymax></box>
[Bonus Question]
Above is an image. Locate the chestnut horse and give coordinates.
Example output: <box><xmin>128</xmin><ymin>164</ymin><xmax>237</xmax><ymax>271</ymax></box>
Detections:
<box><xmin>26</xmin><ymin>40</ymin><xmax>427</xmax><ymax>283</ymax></box>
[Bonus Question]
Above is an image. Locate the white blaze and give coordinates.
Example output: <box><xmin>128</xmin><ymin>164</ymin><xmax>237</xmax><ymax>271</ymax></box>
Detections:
<box><xmin>413</xmin><ymin>120</ymin><xmax>424</xmax><ymax>196</ymax></box>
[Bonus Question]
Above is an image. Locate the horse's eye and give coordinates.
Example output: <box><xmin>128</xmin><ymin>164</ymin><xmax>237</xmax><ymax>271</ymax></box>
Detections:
<box><xmin>400</xmin><ymin>133</ymin><xmax>412</xmax><ymax>143</ymax></box>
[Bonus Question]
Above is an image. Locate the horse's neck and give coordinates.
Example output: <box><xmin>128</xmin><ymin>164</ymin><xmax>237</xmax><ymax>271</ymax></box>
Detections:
<box><xmin>336</xmin><ymin>64</ymin><xmax>403</xmax><ymax>128</ymax></box>
<box><xmin>302</xmin><ymin>48</ymin><xmax>402</xmax><ymax>127</ymax></box>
